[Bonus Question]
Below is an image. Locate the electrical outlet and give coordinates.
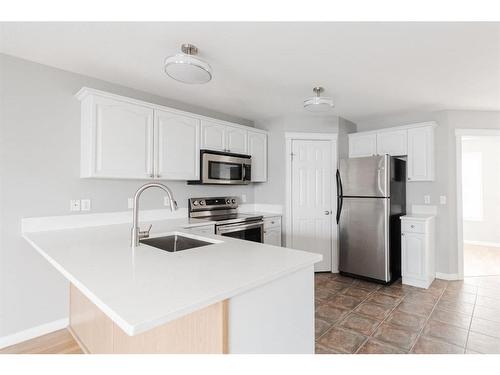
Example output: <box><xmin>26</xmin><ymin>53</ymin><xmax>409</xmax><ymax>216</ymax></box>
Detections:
<box><xmin>164</xmin><ymin>196</ymin><xmax>170</xmax><ymax>206</ymax></box>
<box><xmin>241</xmin><ymin>194</ymin><xmax>247</xmax><ymax>203</ymax></box>
<box><xmin>128</xmin><ymin>198</ymin><xmax>134</xmax><ymax>209</ymax></box>
<box><xmin>424</xmin><ymin>195</ymin><xmax>431</xmax><ymax>204</ymax></box>
<box><xmin>440</xmin><ymin>195</ymin><xmax>447</xmax><ymax>205</ymax></box>
<box><xmin>70</xmin><ymin>200</ymin><xmax>81</xmax><ymax>212</ymax></box>
<box><xmin>81</xmin><ymin>199</ymin><xmax>91</xmax><ymax>211</ymax></box>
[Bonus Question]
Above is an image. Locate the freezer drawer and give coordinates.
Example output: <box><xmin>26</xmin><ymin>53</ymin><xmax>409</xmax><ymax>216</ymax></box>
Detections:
<box><xmin>338</xmin><ymin>155</ymin><xmax>390</xmax><ymax>197</ymax></box>
<box><xmin>339</xmin><ymin>197</ymin><xmax>390</xmax><ymax>282</ymax></box>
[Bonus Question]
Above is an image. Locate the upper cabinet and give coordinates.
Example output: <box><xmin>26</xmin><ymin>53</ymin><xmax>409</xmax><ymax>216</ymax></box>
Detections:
<box><xmin>348</xmin><ymin>133</ymin><xmax>377</xmax><ymax>157</ymax></box>
<box><xmin>247</xmin><ymin>131</ymin><xmax>267</xmax><ymax>182</ymax></box>
<box><xmin>376</xmin><ymin>129</ymin><xmax>407</xmax><ymax>156</ymax></box>
<box><xmin>155</xmin><ymin>109</ymin><xmax>200</xmax><ymax>180</ymax></box>
<box><xmin>407</xmin><ymin>125</ymin><xmax>435</xmax><ymax>181</ymax></box>
<box><xmin>201</xmin><ymin>121</ymin><xmax>248</xmax><ymax>154</ymax></box>
<box><xmin>79</xmin><ymin>94</ymin><xmax>154</xmax><ymax>179</ymax></box>
<box><xmin>348</xmin><ymin>122</ymin><xmax>436</xmax><ymax>181</ymax></box>
<box><xmin>76</xmin><ymin>87</ymin><xmax>268</xmax><ymax>182</ymax></box>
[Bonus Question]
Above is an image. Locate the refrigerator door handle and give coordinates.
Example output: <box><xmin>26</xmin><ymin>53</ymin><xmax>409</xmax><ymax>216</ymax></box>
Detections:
<box><xmin>336</xmin><ymin>169</ymin><xmax>343</xmax><ymax>224</ymax></box>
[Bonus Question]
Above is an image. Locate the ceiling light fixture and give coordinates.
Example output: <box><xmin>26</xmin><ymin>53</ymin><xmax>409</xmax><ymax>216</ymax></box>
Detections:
<box><xmin>164</xmin><ymin>44</ymin><xmax>213</xmax><ymax>84</ymax></box>
<box><xmin>303</xmin><ymin>87</ymin><xmax>334</xmax><ymax>112</ymax></box>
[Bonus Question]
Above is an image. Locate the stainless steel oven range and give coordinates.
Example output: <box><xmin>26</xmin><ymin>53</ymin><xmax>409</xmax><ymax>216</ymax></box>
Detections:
<box><xmin>188</xmin><ymin>196</ymin><xmax>264</xmax><ymax>243</ymax></box>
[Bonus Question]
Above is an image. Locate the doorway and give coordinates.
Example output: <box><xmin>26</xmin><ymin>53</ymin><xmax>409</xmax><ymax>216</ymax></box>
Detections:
<box><xmin>285</xmin><ymin>133</ymin><xmax>338</xmax><ymax>272</ymax></box>
<box><xmin>457</xmin><ymin>130</ymin><xmax>500</xmax><ymax>278</ymax></box>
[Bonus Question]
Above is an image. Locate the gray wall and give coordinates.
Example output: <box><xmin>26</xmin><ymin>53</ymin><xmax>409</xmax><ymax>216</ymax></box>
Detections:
<box><xmin>0</xmin><ymin>54</ymin><xmax>256</xmax><ymax>337</ymax></box>
<box><xmin>356</xmin><ymin>110</ymin><xmax>500</xmax><ymax>275</ymax></box>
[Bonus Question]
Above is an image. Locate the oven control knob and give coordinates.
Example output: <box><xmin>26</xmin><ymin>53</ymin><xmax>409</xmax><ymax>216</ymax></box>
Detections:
<box><xmin>200</xmin><ymin>200</ymin><xmax>206</xmax><ymax>206</ymax></box>
<box><xmin>231</xmin><ymin>198</ymin><xmax>236</xmax><ymax>204</ymax></box>
<box><xmin>192</xmin><ymin>200</ymin><xmax>199</xmax><ymax>206</ymax></box>
<box><xmin>226</xmin><ymin>199</ymin><xmax>231</xmax><ymax>204</ymax></box>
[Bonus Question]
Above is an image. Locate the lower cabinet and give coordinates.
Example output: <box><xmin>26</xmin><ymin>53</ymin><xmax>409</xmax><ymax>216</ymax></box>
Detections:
<box><xmin>263</xmin><ymin>216</ymin><xmax>282</xmax><ymax>246</ymax></box>
<box><xmin>400</xmin><ymin>216</ymin><xmax>435</xmax><ymax>289</ymax></box>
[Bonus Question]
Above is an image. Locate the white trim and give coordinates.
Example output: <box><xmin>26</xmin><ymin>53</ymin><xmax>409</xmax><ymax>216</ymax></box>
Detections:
<box><xmin>22</xmin><ymin>208</ymin><xmax>189</xmax><ymax>233</ymax></box>
<box><xmin>455</xmin><ymin>129</ymin><xmax>500</xmax><ymax>281</ymax></box>
<box><xmin>350</xmin><ymin>121</ymin><xmax>437</xmax><ymax>136</ymax></box>
<box><xmin>464</xmin><ymin>240</ymin><xmax>500</xmax><ymax>248</ymax></box>
<box><xmin>75</xmin><ymin>87</ymin><xmax>268</xmax><ymax>135</ymax></box>
<box><xmin>0</xmin><ymin>318</ymin><xmax>69</xmax><ymax>349</ymax></box>
<box><xmin>285</xmin><ymin>132</ymin><xmax>338</xmax><ymax>273</ymax></box>
<box><xmin>285</xmin><ymin>132</ymin><xmax>337</xmax><ymax>140</ymax></box>
<box><xmin>238</xmin><ymin>203</ymin><xmax>283</xmax><ymax>215</ymax></box>
<box><xmin>435</xmin><ymin>272</ymin><xmax>461</xmax><ymax>281</ymax></box>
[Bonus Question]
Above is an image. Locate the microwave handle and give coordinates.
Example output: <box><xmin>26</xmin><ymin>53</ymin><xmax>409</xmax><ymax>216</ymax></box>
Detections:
<box><xmin>242</xmin><ymin>163</ymin><xmax>246</xmax><ymax>181</ymax></box>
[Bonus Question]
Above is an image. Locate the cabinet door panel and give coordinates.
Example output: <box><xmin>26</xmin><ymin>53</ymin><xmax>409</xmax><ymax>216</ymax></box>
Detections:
<box><xmin>247</xmin><ymin>131</ymin><xmax>267</xmax><ymax>182</ymax></box>
<box><xmin>348</xmin><ymin>134</ymin><xmax>377</xmax><ymax>158</ymax></box>
<box><xmin>226</xmin><ymin>126</ymin><xmax>247</xmax><ymax>154</ymax></box>
<box><xmin>264</xmin><ymin>227</ymin><xmax>281</xmax><ymax>246</ymax></box>
<box><xmin>402</xmin><ymin>233</ymin><xmax>425</xmax><ymax>280</ymax></box>
<box><xmin>93</xmin><ymin>96</ymin><xmax>153</xmax><ymax>178</ymax></box>
<box><xmin>201</xmin><ymin>120</ymin><xmax>226</xmax><ymax>151</ymax></box>
<box><xmin>155</xmin><ymin>110</ymin><xmax>200</xmax><ymax>180</ymax></box>
<box><xmin>376</xmin><ymin>130</ymin><xmax>407</xmax><ymax>156</ymax></box>
<box><xmin>407</xmin><ymin>126</ymin><xmax>434</xmax><ymax>181</ymax></box>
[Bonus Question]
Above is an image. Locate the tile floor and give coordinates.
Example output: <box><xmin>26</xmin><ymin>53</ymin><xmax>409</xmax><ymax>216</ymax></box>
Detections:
<box><xmin>315</xmin><ymin>273</ymin><xmax>500</xmax><ymax>354</ymax></box>
<box><xmin>464</xmin><ymin>243</ymin><xmax>500</xmax><ymax>277</ymax></box>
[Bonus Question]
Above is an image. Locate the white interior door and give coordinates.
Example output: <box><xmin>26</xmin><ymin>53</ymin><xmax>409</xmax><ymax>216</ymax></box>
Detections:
<box><xmin>291</xmin><ymin>139</ymin><xmax>334</xmax><ymax>272</ymax></box>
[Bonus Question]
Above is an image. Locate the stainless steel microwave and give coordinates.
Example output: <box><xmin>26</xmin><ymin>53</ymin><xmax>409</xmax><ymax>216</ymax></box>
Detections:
<box><xmin>188</xmin><ymin>150</ymin><xmax>252</xmax><ymax>185</ymax></box>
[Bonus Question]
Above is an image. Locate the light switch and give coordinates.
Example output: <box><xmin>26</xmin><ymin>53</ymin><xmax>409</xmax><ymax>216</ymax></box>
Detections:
<box><xmin>127</xmin><ymin>198</ymin><xmax>134</xmax><ymax>209</ymax></box>
<box><xmin>440</xmin><ymin>195</ymin><xmax>447</xmax><ymax>205</ymax></box>
<box><xmin>424</xmin><ymin>195</ymin><xmax>431</xmax><ymax>204</ymax></box>
<box><xmin>70</xmin><ymin>200</ymin><xmax>81</xmax><ymax>212</ymax></box>
<box><xmin>81</xmin><ymin>199</ymin><xmax>91</xmax><ymax>211</ymax></box>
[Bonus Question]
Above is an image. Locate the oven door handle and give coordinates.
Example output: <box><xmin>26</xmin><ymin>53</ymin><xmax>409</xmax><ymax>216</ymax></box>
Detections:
<box><xmin>216</xmin><ymin>221</ymin><xmax>263</xmax><ymax>234</ymax></box>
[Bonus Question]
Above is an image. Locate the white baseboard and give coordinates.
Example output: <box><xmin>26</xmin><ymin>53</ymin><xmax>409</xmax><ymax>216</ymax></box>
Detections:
<box><xmin>435</xmin><ymin>272</ymin><xmax>461</xmax><ymax>281</ymax></box>
<box><xmin>464</xmin><ymin>240</ymin><xmax>500</xmax><ymax>248</ymax></box>
<box><xmin>0</xmin><ymin>318</ymin><xmax>68</xmax><ymax>349</ymax></box>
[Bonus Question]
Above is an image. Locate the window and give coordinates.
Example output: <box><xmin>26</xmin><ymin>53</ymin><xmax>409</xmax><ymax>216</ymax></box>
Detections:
<box><xmin>462</xmin><ymin>151</ymin><xmax>483</xmax><ymax>221</ymax></box>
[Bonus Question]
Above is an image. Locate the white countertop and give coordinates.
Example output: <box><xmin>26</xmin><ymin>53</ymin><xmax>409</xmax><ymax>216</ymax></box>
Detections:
<box><xmin>23</xmin><ymin>218</ymin><xmax>320</xmax><ymax>336</ymax></box>
<box><xmin>400</xmin><ymin>214</ymin><xmax>436</xmax><ymax>221</ymax></box>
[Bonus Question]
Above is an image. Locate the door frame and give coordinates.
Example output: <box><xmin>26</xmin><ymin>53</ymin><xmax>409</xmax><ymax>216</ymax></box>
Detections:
<box><xmin>285</xmin><ymin>132</ymin><xmax>338</xmax><ymax>273</ymax></box>
<box><xmin>455</xmin><ymin>128</ymin><xmax>500</xmax><ymax>279</ymax></box>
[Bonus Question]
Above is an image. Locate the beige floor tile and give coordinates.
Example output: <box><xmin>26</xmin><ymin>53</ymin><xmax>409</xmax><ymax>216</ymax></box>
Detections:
<box><xmin>341</xmin><ymin>286</ymin><xmax>374</xmax><ymax>299</ymax></box>
<box><xmin>422</xmin><ymin>320</ymin><xmax>468</xmax><ymax>347</ymax></box>
<box><xmin>411</xmin><ymin>336</ymin><xmax>464</xmax><ymax>354</ymax></box>
<box><xmin>464</xmin><ymin>244</ymin><xmax>500</xmax><ymax>277</ymax></box>
<box><xmin>437</xmin><ymin>299</ymin><xmax>475</xmax><ymax>315</ymax></box>
<box><xmin>315</xmin><ymin>343</ymin><xmax>343</xmax><ymax>354</ymax></box>
<box><xmin>315</xmin><ymin>301</ymin><xmax>351</xmax><ymax>324</ymax></box>
<box><xmin>315</xmin><ymin>288</ymin><xmax>337</xmax><ymax>301</ymax></box>
<box><xmin>446</xmin><ymin>282</ymin><xmax>478</xmax><ymax>294</ymax></box>
<box><xmin>396</xmin><ymin>300</ymin><xmax>435</xmax><ymax>317</ymax></box>
<box><xmin>386</xmin><ymin>310</ymin><xmax>427</xmax><ymax>332</ymax></box>
<box><xmin>467</xmin><ymin>331</ymin><xmax>500</xmax><ymax>354</ymax></box>
<box><xmin>470</xmin><ymin>317</ymin><xmax>500</xmax><ymax>339</ymax></box>
<box><xmin>316</xmin><ymin>327</ymin><xmax>367</xmax><ymax>354</ymax></box>
<box><xmin>357</xmin><ymin>339</ymin><xmax>407</xmax><ymax>354</ymax></box>
<box><xmin>354</xmin><ymin>301</ymin><xmax>394</xmax><ymax>320</ymax></box>
<box><xmin>323</xmin><ymin>279</ymin><xmax>351</xmax><ymax>293</ymax></box>
<box><xmin>404</xmin><ymin>290</ymin><xmax>440</xmax><ymax>305</ymax></box>
<box><xmin>328</xmin><ymin>294</ymin><xmax>364</xmax><ymax>310</ymax></box>
<box><xmin>366</xmin><ymin>292</ymin><xmax>402</xmax><ymax>307</ymax></box>
<box><xmin>441</xmin><ymin>289</ymin><xmax>477</xmax><ymax>304</ymax></box>
<box><xmin>315</xmin><ymin>318</ymin><xmax>333</xmax><ymax>337</ymax></box>
<box><xmin>473</xmin><ymin>305</ymin><xmax>500</xmax><ymax>323</ymax></box>
<box><xmin>338</xmin><ymin>313</ymin><xmax>381</xmax><ymax>336</ymax></box>
<box><xmin>475</xmin><ymin>294</ymin><xmax>500</xmax><ymax>309</ymax></box>
<box><xmin>430</xmin><ymin>308</ymin><xmax>472</xmax><ymax>329</ymax></box>
<box><xmin>373</xmin><ymin>323</ymin><xmax>419</xmax><ymax>350</ymax></box>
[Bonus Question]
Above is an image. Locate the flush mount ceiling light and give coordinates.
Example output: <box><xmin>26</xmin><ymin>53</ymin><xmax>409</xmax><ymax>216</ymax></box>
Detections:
<box><xmin>303</xmin><ymin>87</ymin><xmax>334</xmax><ymax>112</ymax></box>
<box><xmin>164</xmin><ymin>44</ymin><xmax>213</xmax><ymax>84</ymax></box>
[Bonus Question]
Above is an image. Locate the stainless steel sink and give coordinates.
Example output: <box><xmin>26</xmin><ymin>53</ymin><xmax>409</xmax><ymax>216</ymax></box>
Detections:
<box><xmin>140</xmin><ymin>234</ymin><xmax>212</xmax><ymax>252</ymax></box>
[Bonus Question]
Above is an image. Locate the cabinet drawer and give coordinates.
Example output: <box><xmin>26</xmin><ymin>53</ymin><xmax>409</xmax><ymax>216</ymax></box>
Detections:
<box><xmin>401</xmin><ymin>221</ymin><xmax>425</xmax><ymax>233</ymax></box>
<box><xmin>264</xmin><ymin>217</ymin><xmax>281</xmax><ymax>229</ymax></box>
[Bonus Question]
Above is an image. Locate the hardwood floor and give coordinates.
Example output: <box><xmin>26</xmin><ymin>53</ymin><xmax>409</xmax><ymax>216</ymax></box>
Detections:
<box><xmin>0</xmin><ymin>329</ymin><xmax>82</xmax><ymax>354</ymax></box>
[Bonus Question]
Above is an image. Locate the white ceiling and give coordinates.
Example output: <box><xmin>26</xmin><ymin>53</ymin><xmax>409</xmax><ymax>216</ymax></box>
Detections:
<box><xmin>1</xmin><ymin>22</ymin><xmax>499</xmax><ymax>123</ymax></box>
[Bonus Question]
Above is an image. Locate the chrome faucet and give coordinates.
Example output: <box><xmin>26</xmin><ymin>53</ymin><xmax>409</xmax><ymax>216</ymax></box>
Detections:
<box><xmin>131</xmin><ymin>182</ymin><xmax>178</xmax><ymax>247</ymax></box>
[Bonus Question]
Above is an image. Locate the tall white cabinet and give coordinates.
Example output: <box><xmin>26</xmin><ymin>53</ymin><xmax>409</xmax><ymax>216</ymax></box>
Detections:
<box><xmin>348</xmin><ymin>122</ymin><xmax>436</xmax><ymax>182</ymax></box>
<box><xmin>76</xmin><ymin>87</ymin><xmax>268</xmax><ymax>182</ymax></box>
<box><xmin>400</xmin><ymin>215</ymin><xmax>435</xmax><ymax>289</ymax></box>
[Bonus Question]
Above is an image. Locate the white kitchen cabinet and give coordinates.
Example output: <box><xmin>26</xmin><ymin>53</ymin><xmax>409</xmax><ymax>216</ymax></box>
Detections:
<box><xmin>407</xmin><ymin>125</ymin><xmax>435</xmax><ymax>181</ymax></box>
<box><xmin>155</xmin><ymin>109</ymin><xmax>200</xmax><ymax>180</ymax></box>
<box><xmin>226</xmin><ymin>127</ymin><xmax>248</xmax><ymax>154</ymax></box>
<box><xmin>348</xmin><ymin>133</ymin><xmax>377</xmax><ymax>158</ymax></box>
<box><xmin>247</xmin><ymin>131</ymin><xmax>267</xmax><ymax>182</ymax></box>
<box><xmin>79</xmin><ymin>94</ymin><xmax>154</xmax><ymax>179</ymax></box>
<box><xmin>263</xmin><ymin>216</ymin><xmax>282</xmax><ymax>246</ymax></box>
<box><xmin>201</xmin><ymin>120</ymin><xmax>226</xmax><ymax>152</ymax></box>
<box><xmin>401</xmin><ymin>215</ymin><xmax>435</xmax><ymax>289</ymax></box>
<box><xmin>376</xmin><ymin>129</ymin><xmax>407</xmax><ymax>156</ymax></box>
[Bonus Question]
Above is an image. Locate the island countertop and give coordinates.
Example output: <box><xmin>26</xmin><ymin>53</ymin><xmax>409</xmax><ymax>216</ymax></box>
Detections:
<box><xmin>23</xmin><ymin>219</ymin><xmax>321</xmax><ymax>336</ymax></box>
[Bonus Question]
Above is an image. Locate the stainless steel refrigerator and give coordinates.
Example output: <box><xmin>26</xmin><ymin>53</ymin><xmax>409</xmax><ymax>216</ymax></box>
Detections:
<box><xmin>336</xmin><ymin>155</ymin><xmax>406</xmax><ymax>283</ymax></box>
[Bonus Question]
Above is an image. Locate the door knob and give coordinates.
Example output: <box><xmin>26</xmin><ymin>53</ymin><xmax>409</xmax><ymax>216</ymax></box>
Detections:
<box><xmin>324</xmin><ymin>211</ymin><xmax>330</xmax><ymax>215</ymax></box>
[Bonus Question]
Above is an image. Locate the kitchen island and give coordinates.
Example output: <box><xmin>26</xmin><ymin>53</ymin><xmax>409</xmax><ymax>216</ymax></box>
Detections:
<box><xmin>22</xmin><ymin>216</ymin><xmax>321</xmax><ymax>354</ymax></box>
